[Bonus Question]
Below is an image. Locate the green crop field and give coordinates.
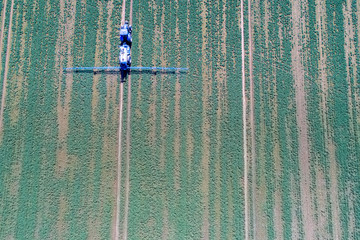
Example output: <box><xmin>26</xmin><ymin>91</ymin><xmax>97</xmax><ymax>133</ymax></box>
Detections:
<box><xmin>0</xmin><ymin>0</ymin><xmax>359</xmax><ymax>239</ymax></box>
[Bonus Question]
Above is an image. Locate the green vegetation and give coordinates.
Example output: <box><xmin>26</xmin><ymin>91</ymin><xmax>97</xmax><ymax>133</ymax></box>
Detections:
<box><xmin>0</xmin><ymin>0</ymin><xmax>359</xmax><ymax>239</ymax></box>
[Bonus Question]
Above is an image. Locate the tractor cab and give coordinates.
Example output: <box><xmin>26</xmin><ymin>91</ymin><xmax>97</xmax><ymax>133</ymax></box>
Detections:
<box><xmin>120</xmin><ymin>21</ymin><xmax>132</xmax><ymax>47</ymax></box>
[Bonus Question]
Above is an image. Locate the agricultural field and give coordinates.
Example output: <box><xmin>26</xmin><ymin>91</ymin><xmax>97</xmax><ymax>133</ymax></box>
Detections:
<box><xmin>0</xmin><ymin>0</ymin><xmax>359</xmax><ymax>239</ymax></box>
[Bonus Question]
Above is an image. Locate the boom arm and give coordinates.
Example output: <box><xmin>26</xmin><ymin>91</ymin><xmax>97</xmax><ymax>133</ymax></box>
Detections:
<box><xmin>63</xmin><ymin>66</ymin><xmax>189</xmax><ymax>72</ymax></box>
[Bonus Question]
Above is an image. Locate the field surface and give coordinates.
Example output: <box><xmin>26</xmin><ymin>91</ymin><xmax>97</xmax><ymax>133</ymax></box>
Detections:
<box><xmin>0</xmin><ymin>0</ymin><xmax>359</xmax><ymax>239</ymax></box>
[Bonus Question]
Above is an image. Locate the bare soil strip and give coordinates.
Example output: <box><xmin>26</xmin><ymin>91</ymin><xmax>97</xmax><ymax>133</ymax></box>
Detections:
<box><xmin>240</xmin><ymin>0</ymin><xmax>249</xmax><ymax>239</ymax></box>
<box><xmin>123</xmin><ymin>2</ymin><xmax>133</xmax><ymax>239</ymax></box>
<box><xmin>0</xmin><ymin>0</ymin><xmax>14</xmax><ymax>142</ymax></box>
<box><xmin>55</xmin><ymin>0</ymin><xmax>76</xmax><ymax>175</ymax></box>
<box><xmin>115</xmin><ymin>0</ymin><xmax>126</xmax><ymax>238</ymax></box>
<box><xmin>200</xmin><ymin>1</ymin><xmax>211</xmax><ymax>238</ymax></box>
<box><xmin>291</xmin><ymin>0</ymin><xmax>314</xmax><ymax>238</ymax></box>
<box><xmin>55</xmin><ymin>0</ymin><xmax>77</xmax><ymax>237</ymax></box>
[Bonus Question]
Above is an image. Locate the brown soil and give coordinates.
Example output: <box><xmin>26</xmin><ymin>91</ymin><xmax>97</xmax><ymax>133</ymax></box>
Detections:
<box><xmin>0</xmin><ymin>0</ymin><xmax>14</xmax><ymax>142</ymax></box>
<box><xmin>55</xmin><ymin>0</ymin><xmax>76</xmax><ymax>175</ymax></box>
<box><xmin>291</xmin><ymin>0</ymin><xmax>314</xmax><ymax>238</ymax></box>
<box><xmin>200</xmin><ymin>0</ymin><xmax>211</xmax><ymax>238</ymax></box>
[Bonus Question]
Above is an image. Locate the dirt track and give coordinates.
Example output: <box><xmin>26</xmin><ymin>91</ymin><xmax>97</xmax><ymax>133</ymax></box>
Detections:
<box><xmin>115</xmin><ymin>0</ymin><xmax>132</xmax><ymax>239</ymax></box>
<box><xmin>114</xmin><ymin>0</ymin><xmax>126</xmax><ymax>238</ymax></box>
<box><xmin>240</xmin><ymin>0</ymin><xmax>248</xmax><ymax>239</ymax></box>
<box><xmin>123</xmin><ymin>1</ymin><xmax>133</xmax><ymax>238</ymax></box>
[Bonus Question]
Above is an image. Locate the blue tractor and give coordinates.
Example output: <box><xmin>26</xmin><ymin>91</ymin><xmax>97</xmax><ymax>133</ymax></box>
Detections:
<box><xmin>120</xmin><ymin>20</ymin><xmax>132</xmax><ymax>48</ymax></box>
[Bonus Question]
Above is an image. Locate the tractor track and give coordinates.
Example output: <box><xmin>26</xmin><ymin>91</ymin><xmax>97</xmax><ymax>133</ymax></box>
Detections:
<box><xmin>240</xmin><ymin>0</ymin><xmax>249</xmax><ymax>239</ymax></box>
<box><xmin>0</xmin><ymin>0</ymin><xmax>14</xmax><ymax>141</ymax></box>
<box><xmin>115</xmin><ymin>0</ymin><xmax>126</xmax><ymax>238</ymax></box>
<box><xmin>123</xmin><ymin>2</ymin><xmax>133</xmax><ymax>239</ymax></box>
<box><xmin>115</xmin><ymin>0</ymin><xmax>132</xmax><ymax>239</ymax></box>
